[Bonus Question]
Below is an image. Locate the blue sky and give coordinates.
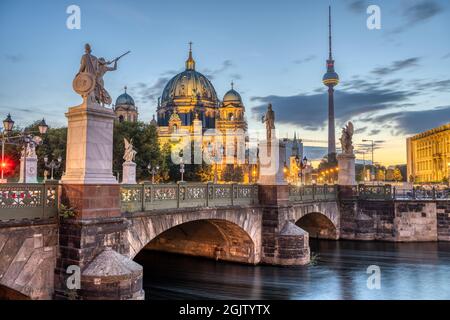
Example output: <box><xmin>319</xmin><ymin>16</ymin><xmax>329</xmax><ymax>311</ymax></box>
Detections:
<box><xmin>0</xmin><ymin>0</ymin><xmax>449</xmax><ymax>164</ymax></box>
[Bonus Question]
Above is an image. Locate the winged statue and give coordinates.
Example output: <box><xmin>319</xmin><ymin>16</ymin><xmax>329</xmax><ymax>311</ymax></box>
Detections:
<box><xmin>340</xmin><ymin>121</ymin><xmax>354</xmax><ymax>155</ymax></box>
<box><xmin>123</xmin><ymin>138</ymin><xmax>137</xmax><ymax>162</ymax></box>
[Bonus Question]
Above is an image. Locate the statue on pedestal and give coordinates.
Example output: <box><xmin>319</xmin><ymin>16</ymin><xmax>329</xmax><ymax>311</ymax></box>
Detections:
<box><xmin>122</xmin><ymin>138</ymin><xmax>137</xmax><ymax>184</ymax></box>
<box><xmin>337</xmin><ymin>121</ymin><xmax>356</xmax><ymax>186</ymax></box>
<box><xmin>123</xmin><ymin>138</ymin><xmax>137</xmax><ymax>162</ymax></box>
<box><xmin>339</xmin><ymin>121</ymin><xmax>354</xmax><ymax>155</ymax></box>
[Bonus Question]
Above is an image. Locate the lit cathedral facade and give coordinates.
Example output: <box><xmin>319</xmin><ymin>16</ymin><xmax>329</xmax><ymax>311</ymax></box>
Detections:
<box><xmin>156</xmin><ymin>45</ymin><xmax>249</xmax><ymax>181</ymax></box>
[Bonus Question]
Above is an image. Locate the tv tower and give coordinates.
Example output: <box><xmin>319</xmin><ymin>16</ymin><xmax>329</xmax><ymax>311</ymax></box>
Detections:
<box><xmin>322</xmin><ymin>6</ymin><xmax>339</xmax><ymax>158</ymax></box>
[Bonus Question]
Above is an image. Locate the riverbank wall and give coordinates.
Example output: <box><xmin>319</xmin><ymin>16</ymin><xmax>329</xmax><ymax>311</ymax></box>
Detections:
<box><xmin>339</xmin><ymin>199</ymin><xmax>450</xmax><ymax>242</ymax></box>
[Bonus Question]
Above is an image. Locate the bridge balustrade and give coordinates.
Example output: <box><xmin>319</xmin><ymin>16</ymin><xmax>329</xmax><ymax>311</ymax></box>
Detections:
<box><xmin>358</xmin><ymin>184</ymin><xmax>393</xmax><ymax>200</ymax></box>
<box><xmin>0</xmin><ymin>181</ymin><xmax>59</xmax><ymax>222</ymax></box>
<box><xmin>120</xmin><ymin>183</ymin><xmax>259</xmax><ymax>213</ymax></box>
<box><xmin>288</xmin><ymin>184</ymin><xmax>338</xmax><ymax>202</ymax></box>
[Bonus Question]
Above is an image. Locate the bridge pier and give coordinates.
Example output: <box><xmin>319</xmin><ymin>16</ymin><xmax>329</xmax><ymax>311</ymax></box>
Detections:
<box><xmin>259</xmin><ymin>185</ymin><xmax>310</xmax><ymax>266</ymax></box>
<box><xmin>54</xmin><ymin>99</ymin><xmax>144</xmax><ymax>300</ymax></box>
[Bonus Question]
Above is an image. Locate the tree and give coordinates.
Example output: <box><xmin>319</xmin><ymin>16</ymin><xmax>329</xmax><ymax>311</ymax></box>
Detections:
<box><xmin>393</xmin><ymin>167</ymin><xmax>403</xmax><ymax>182</ymax></box>
<box><xmin>113</xmin><ymin>121</ymin><xmax>162</xmax><ymax>182</ymax></box>
<box><xmin>386</xmin><ymin>168</ymin><xmax>395</xmax><ymax>181</ymax></box>
<box><xmin>376</xmin><ymin>169</ymin><xmax>385</xmax><ymax>181</ymax></box>
<box><xmin>2</xmin><ymin>122</ymin><xmax>67</xmax><ymax>181</ymax></box>
<box><xmin>221</xmin><ymin>164</ymin><xmax>244</xmax><ymax>182</ymax></box>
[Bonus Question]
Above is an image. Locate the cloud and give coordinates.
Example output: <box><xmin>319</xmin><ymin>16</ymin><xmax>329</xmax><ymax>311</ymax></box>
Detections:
<box><xmin>372</xmin><ymin>58</ymin><xmax>420</xmax><ymax>76</ymax></box>
<box><xmin>202</xmin><ymin>60</ymin><xmax>233</xmax><ymax>80</ymax></box>
<box><xmin>347</xmin><ymin>0</ymin><xmax>368</xmax><ymax>13</ymax></box>
<box><xmin>293</xmin><ymin>55</ymin><xmax>316</xmax><ymax>65</ymax></box>
<box><xmin>443</xmin><ymin>53</ymin><xmax>450</xmax><ymax>60</ymax></box>
<box><xmin>131</xmin><ymin>76</ymin><xmax>172</xmax><ymax>105</ymax></box>
<box><xmin>403</xmin><ymin>0</ymin><xmax>443</xmax><ymax>25</ymax></box>
<box><xmin>410</xmin><ymin>79</ymin><xmax>450</xmax><ymax>92</ymax></box>
<box><xmin>4</xmin><ymin>54</ymin><xmax>24</xmax><ymax>63</ymax></box>
<box><xmin>390</xmin><ymin>0</ymin><xmax>443</xmax><ymax>33</ymax></box>
<box><xmin>229</xmin><ymin>73</ymin><xmax>243</xmax><ymax>81</ymax></box>
<box><xmin>370</xmin><ymin>106</ymin><xmax>450</xmax><ymax>135</ymax></box>
<box><xmin>354</xmin><ymin>126</ymin><xmax>368</xmax><ymax>134</ymax></box>
<box><xmin>304</xmin><ymin>146</ymin><xmax>328</xmax><ymax>161</ymax></box>
<box><xmin>250</xmin><ymin>84</ymin><xmax>414</xmax><ymax>130</ymax></box>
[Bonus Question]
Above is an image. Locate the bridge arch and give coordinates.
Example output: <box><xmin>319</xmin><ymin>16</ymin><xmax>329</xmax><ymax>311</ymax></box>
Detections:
<box><xmin>125</xmin><ymin>207</ymin><xmax>262</xmax><ymax>264</ymax></box>
<box><xmin>296</xmin><ymin>212</ymin><xmax>338</xmax><ymax>239</ymax></box>
<box><xmin>290</xmin><ymin>202</ymin><xmax>340</xmax><ymax>240</ymax></box>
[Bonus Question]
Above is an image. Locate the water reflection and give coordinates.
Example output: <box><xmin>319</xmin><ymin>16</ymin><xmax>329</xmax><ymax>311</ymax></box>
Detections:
<box><xmin>135</xmin><ymin>240</ymin><xmax>450</xmax><ymax>300</ymax></box>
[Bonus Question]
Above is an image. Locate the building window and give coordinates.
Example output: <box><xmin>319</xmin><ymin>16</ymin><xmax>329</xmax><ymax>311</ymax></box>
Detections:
<box><xmin>119</xmin><ymin>115</ymin><xmax>124</xmax><ymax>123</ymax></box>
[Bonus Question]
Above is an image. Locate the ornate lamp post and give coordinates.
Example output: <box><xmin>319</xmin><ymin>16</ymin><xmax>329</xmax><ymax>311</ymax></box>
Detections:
<box><xmin>147</xmin><ymin>163</ymin><xmax>159</xmax><ymax>184</ymax></box>
<box><xmin>295</xmin><ymin>155</ymin><xmax>308</xmax><ymax>185</ymax></box>
<box><xmin>179</xmin><ymin>158</ymin><xmax>185</xmax><ymax>183</ymax></box>
<box><xmin>44</xmin><ymin>155</ymin><xmax>62</xmax><ymax>180</ymax></box>
<box><xmin>1</xmin><ymin>114</ymin><xmax>14</xmax><ymax>182</ymax></box>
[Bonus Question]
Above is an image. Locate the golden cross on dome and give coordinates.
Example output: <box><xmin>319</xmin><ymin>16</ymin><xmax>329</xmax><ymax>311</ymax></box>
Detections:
<box><xmin>124</xmin><ymin>86</ymin><xmax>127</xmax><ymax>93</ymax></box>
<box><xmin>231</xmin><ymin>81</ymin><xmax>234</xmax><ymax>89</ymax></box>
<box><xmin>189</xmin><ymin>41</ymin><xmax>193</xmax><ymax>52</ymax></box>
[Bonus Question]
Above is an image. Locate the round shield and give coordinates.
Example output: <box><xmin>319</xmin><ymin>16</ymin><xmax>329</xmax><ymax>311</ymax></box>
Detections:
<box><xmin>72</xmin><ymin>72</ymin><xmax>96</xmax><ymax>96</ymax></box>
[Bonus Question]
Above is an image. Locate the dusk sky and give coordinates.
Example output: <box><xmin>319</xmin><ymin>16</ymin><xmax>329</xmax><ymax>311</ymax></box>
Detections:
<box><xmin>0</xmin><ymin>0</ymin><xmax>449</xmax><ymax>165</ymax></box>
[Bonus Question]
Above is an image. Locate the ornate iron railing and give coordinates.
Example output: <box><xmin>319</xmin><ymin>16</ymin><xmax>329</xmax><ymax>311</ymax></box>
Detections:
<box><xmin>288</xmin><ymin>184</ymin><xmax>338</xmax><ymax>202</ymax></box>
<box><xmin>393</xmin><ymin>186</ymin><xmax>450</xmax><ymax>200</ymax></box>
<box><xmin>0</xmin><ymin>182</ymin><xmax>59</xmax><ymax>222</ymax></box>
<box><xmin>358</xmin><ymin>184</ymin><xmax>392</xmax><ymax>200</ymax></box>
<box><xmin>120</xmin><ymin>183</ymin><xmax>259</xmax><ymax>213</ymax></box>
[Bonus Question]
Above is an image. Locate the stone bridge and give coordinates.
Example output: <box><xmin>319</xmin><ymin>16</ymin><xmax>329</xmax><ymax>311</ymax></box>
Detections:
<box><xmin>1</xmin><ymin>183</ymin><xmax>450</xmax><ymax>300</ymax></box>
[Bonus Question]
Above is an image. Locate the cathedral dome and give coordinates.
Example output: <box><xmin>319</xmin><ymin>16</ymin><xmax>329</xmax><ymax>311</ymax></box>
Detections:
<box><xmin>222</xmin><ymin>82</ymin><xmax>242</xmax><ymax>105</ymax></box>
<box><xmin>116</xmin><ymin>87</ymin><xmax>135</xmax><ymax>106</ymax></box>
<box><xmin>160</xmin><ymin>45</ymin><xmax>218</xmax><ymax>107</ymax></box>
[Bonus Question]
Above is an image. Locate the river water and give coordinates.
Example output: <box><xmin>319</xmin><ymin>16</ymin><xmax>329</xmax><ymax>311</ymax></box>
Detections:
<box><xmin>135</xmin><ymin>240</ymin><xmax>450</xmax><ymax>300</ymax></box>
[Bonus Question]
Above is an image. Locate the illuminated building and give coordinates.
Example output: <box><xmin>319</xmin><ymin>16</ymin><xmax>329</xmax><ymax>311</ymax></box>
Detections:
<box><xmin>155</xmin><ymin>43</ymin><xmax>249</xmax><ymax>181</ymax></box>
<box><xmin>407</xmin><ymin>123</ymin><xmax>450</xmax><ymax>183</ymax></box>
<box><xmin>113</xmin><ymin>86</ymin><xmax>138</xmax><ymax>123</ymax></box>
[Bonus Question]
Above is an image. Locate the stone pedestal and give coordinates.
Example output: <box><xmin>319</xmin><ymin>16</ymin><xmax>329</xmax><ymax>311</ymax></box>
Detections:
<box><xmin>337</xmin><ymin>153</ymin><xmax>356</xmax><ymax>186</ymax></box>
<box><xmin>258</xmin><ymin>140</ymin><xmax>287</xmax><ymax>186</ymax></box>
<box><xmin>257</xmin><ymin>140</ymin><xmax>310</xmax><ymax>266</ymax></box>
<box><xmin>61</xmin><ymin>99</ymin><xmax>117</xmax><ymax>185</ymax></box>
<box><xmin>122</xmin><ymin>161</ymin><xmax>136</xmax><ymax>184</ymax></box>
<box><xmin>18</xmin><ymin>157</ymin><xmax>38</xmax><ymax>183</ymax></box>
<box><xmin>55</xmin><ymin>98</ymin><xmax>142</xmax><ymax>300</ymax></box>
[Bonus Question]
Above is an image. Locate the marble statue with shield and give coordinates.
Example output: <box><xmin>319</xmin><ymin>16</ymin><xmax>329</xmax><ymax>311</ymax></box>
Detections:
<box><xmin>61</xmin><ymin>44</ymin><xmax>130</xmax><ymax>185</ymax></box>
<box><xmin>122</xmin><ymin>138</ymin><xmax>137</xmax><ymax>184</ymax></box>
<box><xmin>337</xmin><ymin>121</ymin><xmax>356</xmax><ymax>185</ymax></box>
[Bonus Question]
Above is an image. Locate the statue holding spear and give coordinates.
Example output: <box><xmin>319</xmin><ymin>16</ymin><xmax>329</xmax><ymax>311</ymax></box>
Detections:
<box><xmin>73</xmin><ymin>44</ymin><xmax>131</xmax><ymax>106</ymax></box>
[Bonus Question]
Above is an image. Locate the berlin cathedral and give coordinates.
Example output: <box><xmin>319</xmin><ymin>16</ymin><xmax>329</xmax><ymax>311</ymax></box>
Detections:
<box><xmin>113</xmin><ymin>44</ymin><xmax>251</xmax><ymax>182</ymax></box>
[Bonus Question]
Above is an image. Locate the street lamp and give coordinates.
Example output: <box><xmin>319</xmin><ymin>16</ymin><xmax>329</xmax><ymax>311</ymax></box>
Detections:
<box><xmin>44</xmin><ymin>155</ymin><xmax>62</xmax><ymax>180</ymax></box>
<box><xmin>38</xmin><ymin>118</ymin><xmax>48</xmax><ymax>135</ymax></box>
<box><xmin>179</xmin><ymin>158</ymin><xmax>185</xmax><ymax>183</ymax></box>
<box><xmin>295</xmin><ymin>155</ymin><xmax>308</xmax><ymax>185</ymax></box>
<box><xmin>1</xmin><ymin>114</ymin><xmax>14</xmax><ymax>182</ymax></box>
<box><xmin>147</xmin><ymin>163</ymin><xmax>160</xmax><ymax>184</ymax></box>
